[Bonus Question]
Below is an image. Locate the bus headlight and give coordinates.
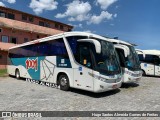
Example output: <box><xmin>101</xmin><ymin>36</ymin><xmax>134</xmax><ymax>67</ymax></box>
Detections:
<box><xmin>125</xmin><ymin>71</ymin><xmax>141</xmax><ymax>77</ymax></box>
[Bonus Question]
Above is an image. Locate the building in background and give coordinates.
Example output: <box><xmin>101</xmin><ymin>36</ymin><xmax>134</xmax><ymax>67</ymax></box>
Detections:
<box><xmin>0</xmin><ymin>42</ymin><xmax>15</xmax><ymax>69</ymax></box>
<box><xmin>0</xmin><ymin>6</ymin><xmax>73</xmax><ymax>69</ymax></box>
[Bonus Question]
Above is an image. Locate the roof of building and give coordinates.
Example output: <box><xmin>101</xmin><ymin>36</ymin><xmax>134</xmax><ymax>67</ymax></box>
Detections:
<box><xmin>0</xmin><ymin>17</ymin><xmax>64</xmax><ymax>35</ymax></box>
<box><xmin>0</xmin><ymin>6</ymin><xmax>73</xmax><ymax>29</ymax></box>
<box><xmin>0</xmin><ymin>42</ymin><xmax>17</xmax><ymax>51</ymax></box>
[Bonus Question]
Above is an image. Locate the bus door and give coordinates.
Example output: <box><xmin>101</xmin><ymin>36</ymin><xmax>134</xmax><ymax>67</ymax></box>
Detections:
<box><xmin>115</xmin><ymin>48</ymin><xmax>127</xmax><ymax>74</ymax></box>
<box><xmin>73</xmin><ymin>43</ymin><xmax>94</xmax><ymax>91</ymax></box>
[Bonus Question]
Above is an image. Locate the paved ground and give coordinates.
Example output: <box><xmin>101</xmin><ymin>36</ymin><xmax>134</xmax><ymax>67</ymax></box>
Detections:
<box><xmin>0</xmin><ymin>76</ymin><xmax>160</xmax><ymax>120</ymax></box>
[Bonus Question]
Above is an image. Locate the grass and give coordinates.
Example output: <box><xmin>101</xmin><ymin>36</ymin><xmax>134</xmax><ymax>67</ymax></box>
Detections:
<box><xmin>0</xmin><ymin>69</ymin><xmax>8</xmax><ymax>77</ymax></box>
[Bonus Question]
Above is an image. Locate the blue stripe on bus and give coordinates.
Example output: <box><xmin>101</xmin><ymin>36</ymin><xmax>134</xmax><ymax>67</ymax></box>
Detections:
<box><xmin>11</xmin><ymin>57</ymin><xmax>45</xmax><ymax>80</ymax></box>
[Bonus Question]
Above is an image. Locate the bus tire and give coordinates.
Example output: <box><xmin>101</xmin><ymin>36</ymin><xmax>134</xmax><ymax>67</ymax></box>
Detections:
<box><xmin>142</xmin><ymin>70</ymin><xmax>146</xmax><ymax>76</ymax></box>
<box><xmin>59</xmin><ymin>74</ymin><xmax>70</xmax><ymax>91</ymax></box>
<box><xmin>15</xmin><ymin>69</ymin><xmax>20</xmax><ymax>79</ymax></box>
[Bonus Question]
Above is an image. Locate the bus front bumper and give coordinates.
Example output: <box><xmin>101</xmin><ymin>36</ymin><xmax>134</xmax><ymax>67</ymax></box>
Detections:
<box><xmin>123</xmin><ymin>75</ymin><xmax>141</xmax><ymax>83</ymax></box>
<box><xmin>93</xmin><ymin>80</ymin><xmax>122</xmax><ymax>93</ymax></box>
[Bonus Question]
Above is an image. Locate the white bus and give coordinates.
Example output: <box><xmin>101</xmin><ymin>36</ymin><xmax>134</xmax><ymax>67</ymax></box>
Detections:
<box><xmin>7</xmin><ymin>32</ymin><xmax>122</xmax><ymax>93</ymax></box>
<box><xmin>109</xmin><ymin>39</ymin><xmax>142</xmax><ymax>83</ymax></box>
<box><xmin>136</xmin><ymin>50</ymin><xmax>160</xmax><ymax>76</ymax></box>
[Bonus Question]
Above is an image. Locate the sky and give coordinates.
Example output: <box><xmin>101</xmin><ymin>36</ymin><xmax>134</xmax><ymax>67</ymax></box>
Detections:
<box><xmin>0</xmin><ymin>0</ymin><xmax>160</xmax><ymax>50</ymax></box>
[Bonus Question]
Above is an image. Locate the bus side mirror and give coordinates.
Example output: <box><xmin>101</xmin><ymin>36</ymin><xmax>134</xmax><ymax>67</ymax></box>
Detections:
<box><xmin>114</xmin><ymin>45</ymin><xmax>129</xmax><ymax>57</ymax></box>
<box><xmin>123</xmin><ymin>49</ymin><xmax>128</xmax><ymax>58</ymax></box>
<box><xmin>77</xmin><ymin>39</ymin><xmax>101</xmax><ymax>54</ymax></box>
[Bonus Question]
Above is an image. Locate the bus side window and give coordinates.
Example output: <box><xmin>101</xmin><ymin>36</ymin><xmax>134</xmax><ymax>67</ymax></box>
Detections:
<box><xmin>154</xmin><ymin>56</ymin><xmax>160</xmax><ymax>65</ymax></box>
<box><xmin>49</xmin><ymin>38</ymin><xmax>69</xmax><ymax>58</ymax></box>
<box><xmin>35</xmin><ymin>38</ymin><xmax>68</xmax><ymax>57</ymax></box>
<box><xmin>37</xmin><ymin>42</ymin><xmax>50</xmax><ymax>56</ymax></box>
<box><xmin>144</xmin><ymin>55</ymin><xmax>155</xmax><ymax>64</ymax></box>
<box><xmin>138</xmin><ymin>54</ymin><xmax>144</xmax><ymax>62</ymax></box>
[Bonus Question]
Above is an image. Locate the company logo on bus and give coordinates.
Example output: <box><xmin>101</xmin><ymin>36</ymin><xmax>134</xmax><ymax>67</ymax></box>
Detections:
<box><xmin>26</xmin><ymin>58</ymin><xmax>38</xmax><ymax>72</ymax></box>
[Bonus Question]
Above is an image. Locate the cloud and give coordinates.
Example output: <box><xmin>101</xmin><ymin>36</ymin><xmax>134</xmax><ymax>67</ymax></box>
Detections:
<box><xmin>83</xmin><ymin>30</ymin><xmax>92</xmax><ymax>33</ymax></box>
<box><xmin>114</xmin><ymin>13</ymin><xmax>117</xmax><ymax>18</ymax></box>
<box><xmin>88</xmin><ymin>11</ymin><xmax>113</xmax><ymax>24</ymax></box>
<box><xmin>55</xmin><ymin>0</ymin><xmax>91</xmax><ymax>22</ymax></box>
<box><xmin>96</xmin><ymin>0</ymin><xmax>117</xmax><ymax>10</ymax></box>
<box><xmin>56</xmin><ymin>0</ymin><xmax>117</xmax><ymax>24</ymax></box>
<box><xmin>69</xmin><ymin>23</ymin><xmax>83</xmax><ymax>29</ymax></box>
<box><xmin>0</xmin><ymin>2</ymin><xmax>5</xmax><ymax>6</ymax></box>
<box><xmin>110</xmin><ymin>23</ymin><xmax>114</xmax><ymax>26</ymax></box>
<box><xmin>78</xmin><ymin>23</ymin><xmax>83</xmax><ymax>28</ymax></box>
<box><xmin>75</xmin><ymin>23</ymin><xmax>83</xmax><ymax>28</ymax></box>
<box><xmin>4</xmin><ymin>0</ymin><xmax>16</xmax><ymax>4</ymax></box>
<box><xmin>83</xmin><ymin>30</ymin><xmax>96</xmax><ymax>33</ymax></box>
<box><xmin>0</xmin><ymin>0</ymin><xmax>16</xmax><ymax>6</ymax></box>
<box><xmin>29</xmin><ymin>0</ymin><xmax>58</xmax><ymax>15</ymax></box>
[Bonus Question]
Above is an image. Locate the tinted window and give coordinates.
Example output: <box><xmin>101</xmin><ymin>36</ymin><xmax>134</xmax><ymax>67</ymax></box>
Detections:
<box><xmin>145</xmin><ymin>55</ymin><xmax>154</xmax><ymax>64</ymax></box>
<box><xmin>0</xmin><ymin>11</ymin><xmax>6</xmax><ymax>17</ymax></box>
<box><xmin>116</xmin><ymin>48</ymin><xmax>126</xmax><ymax>67</ymax></box>
<box><xmin>60</xmin><ymin>25</ymin><xmax>63</xmax><ymax>30</ymax></box>
<box><xmin>22</xmin><ymin>14</ymin><xmax>27</xmax><ymax>20</ymax></box>
<box><xmin>7</xmin><ymin>13</ymin><xmax>15</xmax><ymax>19</ymax></box>
<box><xmin>77</xmin><ymin>44</ymin><xmax>93</xmax><ymax>68</ymax></box>
<box><xmin>67</xmin><ymin>36</ymin><xmax>87</xmax><ymax>55</ymax></box>
<box><xmin>67</xmin><ymin>36</ymin><xmax>93</xmax><ymax>68</ymax></box>
<box><xmin>2</xmin><ymin>36</ymin><xmax>8</xmax><ymax>43</ymax></box>
<box><xmin>29</xmin><ymin>16</ymin><xmax>34</xmax><ymax>22</ymax></box>
<box><xmin>138</xmin><ymin>54</ymin><xmax>160</xmax><ymax>65</ymax></box>
<box><xmin>138</xmin><ymin>54</ymin><xmax>144</xmax><ymax>61</ymax></box>
<box><xmin>39</xmin><ymin>21</ymin><xmax>44</xmax><ymax>26</ymax></box>
<box><xmin>152</xmin><ymin>55</ymin><xmax>160</xmax><ymax>65</ymax></box>
<box><xmin>55</xmin><ymin>24</ymin><xmax>59</xmax><ymax>28</ymax></box>
<box><xmin>48</xmin><ymin>39</ymin><xmax>68</xmax><ymax>57</ymax></box>
<box><xmin>10</xmin><ymin>37</ymin><xmax>17</xmax><ymax>44</ymax></box>
<box><xmin>45</xmin><ymin>22</ymin><xmax>50</xmax><ymax>27</ymax></box>
<box><xmin>9</xmin><ymin>38</ymin><xmax>69</xmax><ymax>58</ymax></box>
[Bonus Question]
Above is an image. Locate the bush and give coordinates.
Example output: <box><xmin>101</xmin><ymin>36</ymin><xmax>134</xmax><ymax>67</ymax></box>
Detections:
<box><xmin>0</xmin><ymin>69</ymin><xmax>7</xmax><ymax>77</ymax></box>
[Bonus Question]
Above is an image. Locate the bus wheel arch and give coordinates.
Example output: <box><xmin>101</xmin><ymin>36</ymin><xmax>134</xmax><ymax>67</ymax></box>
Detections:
<box><xmin>15</xmin><ymin>68</ymin><xmax>20</xmax><ymax>79</ymax></box>
<box><xmin>57</xmin><ymin>72</ymin><xmax>70</xmax><ymax>91</ymax></box>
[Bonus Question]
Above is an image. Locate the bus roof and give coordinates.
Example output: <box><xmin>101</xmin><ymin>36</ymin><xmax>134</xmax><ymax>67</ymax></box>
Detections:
<box><xmin>137</xmin><ymin>50</ymin><xmax>160</xmax><ymax>56</ymax></box>
<box><xmin>108</xmin><ymin>39</ymin><xmax>132</xmax><ymax>46</ymax></box>
<box><xmin>9</xmin><ymin>31</ymin><xmax>116</xmax><ymax>50</ymax></box>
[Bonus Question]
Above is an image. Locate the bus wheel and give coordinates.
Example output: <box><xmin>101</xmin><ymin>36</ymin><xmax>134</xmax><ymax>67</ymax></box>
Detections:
<box><xmin>15</xmin><ymin>69</ymin><xmax>20</xmax><ymax>79</ymax></box>
<box><xmin>142</xmin><ymin>70</ymin><xmax>146</xmax><ymax>76</ymax></box>
<box><xmin>59</xmin><ymin>74</ymin><xmax>70</xmax><ymax>91</ymax></box>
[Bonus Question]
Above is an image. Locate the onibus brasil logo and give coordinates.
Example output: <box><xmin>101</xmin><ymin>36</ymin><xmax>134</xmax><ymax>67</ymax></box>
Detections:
<box><xmin>25</xmin><ymin>58</ymin><xmax>38</xmax><ymax>72</ymax></box>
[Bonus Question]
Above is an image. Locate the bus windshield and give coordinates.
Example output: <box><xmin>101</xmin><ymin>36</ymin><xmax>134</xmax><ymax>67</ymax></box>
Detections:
<box><xmin>93</xmin><ymin>40</ymin><xmax>121</xmax><ymax>75</ymax></box>
<box><xmin>126</xmin><ymin>45</ymin><xmax>141</xmax><ymax>71</ymax></box>
<box><xmin>67</xmin><ymin>36</ymin><xmax>121</xmax><ymax>75</ymax></box>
